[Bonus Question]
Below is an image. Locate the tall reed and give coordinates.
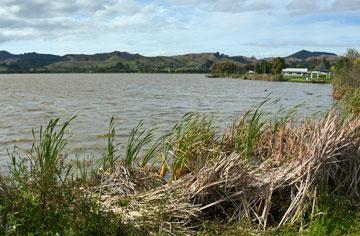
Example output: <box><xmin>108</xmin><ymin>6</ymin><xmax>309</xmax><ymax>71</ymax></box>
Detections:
<box><xmin>100</xmin><ymin>117</ymin><xmax>121</xmax><ymax>171</ymax></box>
<box><xmin>124</xmin><ymin>121</ymin><xmax>157</xmax><ymax>167</ymax></box>
<box><xmin>161</xmin><ymin>113</ymin><xmax>217</xmax><ymax>180</ymax></box>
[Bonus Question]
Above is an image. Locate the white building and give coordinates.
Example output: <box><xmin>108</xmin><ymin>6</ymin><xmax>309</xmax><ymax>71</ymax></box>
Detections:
<box><xmin>310</xmin><ymin>70</ymin><xmax>332</xmax><ymax>79</ymax></box>
<box><xmin>282</xmin><ymin>68</ymin><xmax>332</xmax><ymax>79</ymax></box>
<box><xmin>282</xmin><ymin>68</ymin><xmax>309</xmax><ymax>76</ymax></box>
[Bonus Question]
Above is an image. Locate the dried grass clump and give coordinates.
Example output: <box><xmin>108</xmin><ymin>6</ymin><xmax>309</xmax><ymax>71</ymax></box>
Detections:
<box><xmin>98</xmin><ymin>110</ymin><xmax>360</xmax><ymax>235</ymax></box>
<box><xmin>95</xmin><ymin>161</ymin><xmax>164</xmax><ymax>197</ymax></box>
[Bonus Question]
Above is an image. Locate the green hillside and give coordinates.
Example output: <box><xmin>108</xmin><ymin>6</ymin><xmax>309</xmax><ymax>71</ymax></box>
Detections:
<box><xmin>0</xmin><ymin>50</ymin><xmax>338</xmax><ymax>73</ymax></box>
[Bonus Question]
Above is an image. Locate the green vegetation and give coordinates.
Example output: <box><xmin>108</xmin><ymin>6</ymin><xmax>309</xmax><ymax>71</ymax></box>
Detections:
<box><xmin>164</xmin><ymin>113</ymin><xmax>217</xmax><ymax>180</ymax></box>
<box><xmin>332</xmin><ymin>48</ymin><xmax>360</xmax><ymax>99</ymax></box>
<box><xmin>284</xmin><ymin>76</ymin><xmax>331</xmax><ymax>84</ymax></box>
<box><xmin>211</xmin><ymin>61</ymin><xmax>248</xmax><ymax>76</ymax></box>
<box><xmin>254</xmin><ymin>60</ymin><xmax>272</xmax><ymax>74</ymax></box>
<box><xmin>331</xmin><ymin>48</ymin><xmax>360</xmax><ymax>117</ymax></box>
<box><xmin>211</xmin><ymin>57</ymin><xmax>286</xmax><ymax>78</ymax></box>
<box><xmin>270</xmin><ymin>57</ymin><xmax>286</xmax><ymax>75</ymax></box>
<box><xmin>1</xmin><ymin>100</ymin><xmax>360</xmax><ymax>235</ymax></box>
<box><xmin>341</xmin><ymin>87</ymin><xmax>360</xmax><ymax>114</ymax></box>
<box><xmin>0</xmin><ymin>118</ymin><xmax>140</xmax><ymax>235</ymax></box>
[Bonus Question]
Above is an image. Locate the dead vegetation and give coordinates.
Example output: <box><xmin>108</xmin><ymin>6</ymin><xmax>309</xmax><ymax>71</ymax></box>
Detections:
<box><xmin>92</xmin><ymin>108</ymin><xmax>360</xmax><ymax>235</ymax></box>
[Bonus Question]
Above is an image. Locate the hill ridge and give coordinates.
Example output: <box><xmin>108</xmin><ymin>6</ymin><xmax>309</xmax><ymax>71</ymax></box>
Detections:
<box><xmin>0</xmin><ymin>50</ymin><xmax>339</xmax><ymax>73</ymax></box>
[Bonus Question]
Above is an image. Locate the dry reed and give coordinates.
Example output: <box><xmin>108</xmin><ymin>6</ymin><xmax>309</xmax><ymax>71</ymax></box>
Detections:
<box><xmin>96</xmin><ymin>110</ymin><xmax>360</xmax><ymax>235</ymax></box>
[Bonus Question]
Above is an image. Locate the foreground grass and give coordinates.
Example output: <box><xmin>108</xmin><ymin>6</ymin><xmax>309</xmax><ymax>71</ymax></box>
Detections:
<box><xmin>1</xmin><ymin>102</ymin><xmax>360</xmax><ymax>235</ymax></box>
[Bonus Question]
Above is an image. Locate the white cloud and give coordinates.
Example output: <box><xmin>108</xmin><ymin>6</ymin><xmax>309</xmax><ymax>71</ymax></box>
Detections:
<box><xmin>286</xmin><ymin>0</ymin><xmax>319</xmax><ymax>12</ymax></box>
<box><xmin>332</xmin><ymin>0</ymin><xmax>360</xmax><ymax>11</ymax></box>
<box><xmin>0</xmin><ymin>0</ymin><xmax>180</xmax><ymax>44</ymax></box>
<box><xmin>0</xmin><ymin>0</ymin><xmax>359</xmax><ymax>56</ymax></box>
<box><xmin>170</xmin><ymin>0</ymin><xmax>274</xmax><ymax>12</ymax></box>
<box><xmin>286</xmin><ymin>0</ymin><xmax>360</xmax><ymax>13</ymax></box>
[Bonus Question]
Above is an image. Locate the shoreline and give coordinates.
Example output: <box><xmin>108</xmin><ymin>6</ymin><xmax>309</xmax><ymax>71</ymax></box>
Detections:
<box><xmin>207</xmin><ymin>73</ymin><xmax>332</xmax><ymax>84</ymax></box>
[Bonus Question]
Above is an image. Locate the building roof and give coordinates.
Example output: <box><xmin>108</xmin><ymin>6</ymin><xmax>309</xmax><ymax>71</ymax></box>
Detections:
<box><xmin>282</xmin><ymin>68</ymin><xmax>308</xmax><ymax>73</ymax></box>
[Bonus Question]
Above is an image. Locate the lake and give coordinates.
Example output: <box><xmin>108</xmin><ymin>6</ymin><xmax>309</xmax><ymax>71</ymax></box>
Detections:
<box><xmin>0</xmin><ymin>73</ymin><xmax>333</xmax><ymax>164</ymax></box>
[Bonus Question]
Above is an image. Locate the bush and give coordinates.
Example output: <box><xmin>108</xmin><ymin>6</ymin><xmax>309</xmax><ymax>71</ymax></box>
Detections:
<box><xmin>342</xmin><ymin>88</ymin><xmax>360</xmax><ymax>114</ymax></box>
<box><xmin>0</xmin><ymin>118</ymin><xmax>138</xmax><ymax>235</ymax></box>
<box><xmin>332</xmin><ymin>49</ymin><xmax>360</xmax><ymax>99</ymax></box>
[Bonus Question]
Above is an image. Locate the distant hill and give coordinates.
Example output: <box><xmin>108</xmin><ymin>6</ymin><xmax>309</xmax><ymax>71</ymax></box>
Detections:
<box><xmin>283</xmin><ymin>50</ymin><xmax>339</xmax><ymax>69</ymax></box>
<box><xmin>46</xmin><ymin>51</ymin><xmax>231</xmax><ymax>73</ymax></box>
<box><xmin>0</xmin><ymin>51</ymin><xmax>62</xmax><ymax>72</ymax></box>
<box><xmin>286</xmin><ymin>50</ymin><xmax>338</xmax><ymax>61</ymax></box>
<box><xmin>0</xmin><ymin>50</ymin><xmax>339</xmax><ymax>73</ymax></box>
<box><xmin>0</xmin><ymin>51</ymin><xmax>15</xmax><ymax>61</ymax></box>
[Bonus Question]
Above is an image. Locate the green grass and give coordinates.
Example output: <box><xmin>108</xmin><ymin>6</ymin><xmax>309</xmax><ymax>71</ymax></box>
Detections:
<box><xmin>286</xmin><ymin>77</ymin><xmax>331</xmax><ymax>84</ymax></box>
<box><xmin>283</xmin><ymin>75</ymin><xmax>332</xmax><ymax>84</ymax></box>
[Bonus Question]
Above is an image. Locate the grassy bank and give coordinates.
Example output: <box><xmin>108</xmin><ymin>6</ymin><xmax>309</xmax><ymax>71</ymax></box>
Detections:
<box><xmin>208</xmin><ymin>74</ymin><xmax>331</xmax><ymax>84</ymax></box>
<box><xmin>1</xmin><ymin>103</ymin><xmax>360</xmax><ymax>235</ymax></box>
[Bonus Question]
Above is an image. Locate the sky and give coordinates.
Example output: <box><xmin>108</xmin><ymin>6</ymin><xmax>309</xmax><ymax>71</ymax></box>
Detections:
<box><xmin>0</xmin><ymin>0</ymin><xmax>360</xmax><ymax>58</ymax></box>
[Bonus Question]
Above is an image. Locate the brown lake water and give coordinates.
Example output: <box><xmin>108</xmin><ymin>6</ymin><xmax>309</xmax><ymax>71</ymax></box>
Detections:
<box><xmin>0</xmin><ymin>73</ymin><xmax>333</xmax><ymax>165</ymax></box>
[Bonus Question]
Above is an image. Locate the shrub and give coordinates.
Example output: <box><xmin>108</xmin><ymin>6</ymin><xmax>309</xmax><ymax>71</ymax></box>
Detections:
<box><xmin>0</xmin><ymin>118</ymin><xmax>137</xmax><ymax>235</ymax></box>
<box><xmin>342</xmin><ymin>88</ymin><xmax>360</xmax><ymax>114</ymax></box>
<box><xmin>332</xmin><ymin>48</ymin><xmax>360</xmax><ymax>99</ymax></box>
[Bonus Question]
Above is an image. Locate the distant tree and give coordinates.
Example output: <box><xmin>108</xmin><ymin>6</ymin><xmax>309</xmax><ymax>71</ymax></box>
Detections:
<box><xmin>345</xmin><ymin>48</ymin><xmax>360</xmax><ymax>60</ymax></box>
<box><xmin>211</xmin><ymin>61</ymin><xmax>245</xmax><ymax>75</ymax></box>
<box><xmin>322</xmin><ymin>58</ymin><xmax>330</xmax><ymax>69</ymax></box>
<box><xmin>255</xmin><ymin>60</ymin><xmax>271</xmax><ymax>74</ymax></box>
<box><xmin>214</xmin><ymin>52</ymin><xmax>229</xmax><ymax>59</ymax></box>
<box><xmin>271</xmin><ymin>57</ymin><xmax>286</xmax><ymax>75</ymax></box>
<box><xmin>254</xmin><ymin>62</ymin><xmax>261</xmax><ymax>74</ymax></box>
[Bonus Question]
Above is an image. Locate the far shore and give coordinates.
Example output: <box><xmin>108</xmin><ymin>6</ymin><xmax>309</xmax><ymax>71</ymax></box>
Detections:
<box><xmin>207</xmin><ymin>73</ymin><xmax>332</xmax><ymax>84</ymax></box>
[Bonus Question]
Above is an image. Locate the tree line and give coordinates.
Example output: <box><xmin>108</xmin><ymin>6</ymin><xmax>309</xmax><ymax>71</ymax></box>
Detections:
<box><xmin>211</xmin><ymin>57</ymin><xmax>286</xmax><ymax>75</ymax></box>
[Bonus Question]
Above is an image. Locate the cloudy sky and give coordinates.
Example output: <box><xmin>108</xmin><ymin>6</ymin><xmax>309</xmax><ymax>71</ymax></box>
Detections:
<box><xmin>0</xmin><ymin>0</ymin><xmax>359</xmax><ymax>57</ymax></box>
